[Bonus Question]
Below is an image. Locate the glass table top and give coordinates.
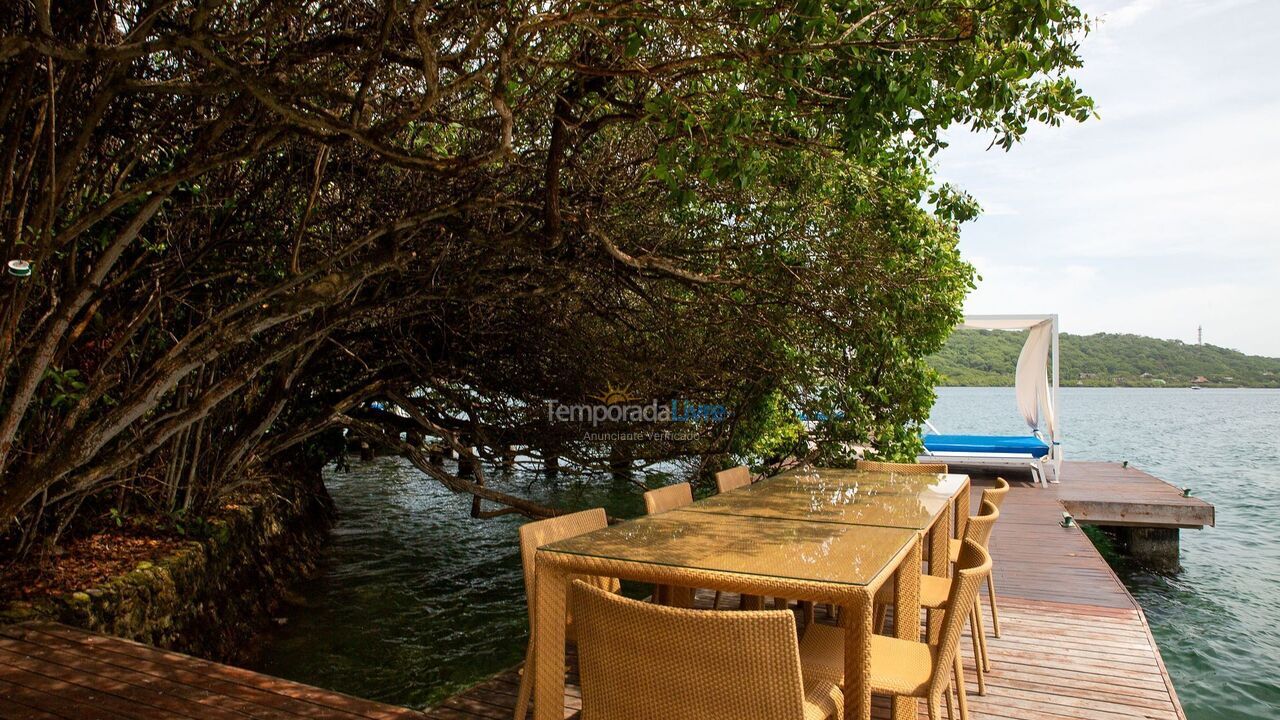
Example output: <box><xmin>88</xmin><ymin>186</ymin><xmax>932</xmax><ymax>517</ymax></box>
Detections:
<box><xmin>785</xmin><ymin>468</ymin><xmax>968</xmax><ymax>498</ymax></box>
<box><xmin>542</xmin><ymin>509</ymin><xmax>918</xmax><ymax>587</ymax></box>
<box><xmin>683</xmin><ymin>469</ymin><xmax>967</xmax><ymax>530</ymax></box>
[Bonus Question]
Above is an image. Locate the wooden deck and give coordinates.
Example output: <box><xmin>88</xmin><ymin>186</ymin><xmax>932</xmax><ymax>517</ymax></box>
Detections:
<box><xmin>0</xmin><ymin>622</ymin><xmax>426</xmax><ymax>720</ymax></box>
<box><xmin>425</xmin><ymin>473</ymin><xmax>1191</xmax><ymax>720</ymax></box>
<box><xmin>0</xmin><ymin>464</ymin><xmax>1199</xmax><ymax>720</ymax></box>
<box><xmin>1056</xmin><ymin>461</ymin><xmax>1214</xmax><ymax>529</ymax></box>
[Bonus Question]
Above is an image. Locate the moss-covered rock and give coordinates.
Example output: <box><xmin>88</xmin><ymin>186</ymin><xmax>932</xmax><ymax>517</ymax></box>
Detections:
<box><xmin>0</xmin><ymin>471</ymin><xmax>333</xmax><ymax>663</ymax></box>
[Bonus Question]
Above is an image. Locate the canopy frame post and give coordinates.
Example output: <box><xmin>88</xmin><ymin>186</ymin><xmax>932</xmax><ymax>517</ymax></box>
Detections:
<box><xmin>1050</xmin><ymin>314</ymin><xmax>1061</xmax><ymax>482</ymax></box>
<box><xmin>923</xmin><ymin>313</ymin><xmax>1062</xmax><ymax>486</ymax></box>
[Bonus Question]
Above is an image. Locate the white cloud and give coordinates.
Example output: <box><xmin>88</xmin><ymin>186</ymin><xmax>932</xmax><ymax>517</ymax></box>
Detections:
<box><xmin>936</xmin><ymin>0</ymin><xmax>1280</xmax><ymax>356</ymax></box>
<box><xmin>1104</xmin><ymin>0</ymin><xmax>1164</xmax><ymax>28</ymax></box>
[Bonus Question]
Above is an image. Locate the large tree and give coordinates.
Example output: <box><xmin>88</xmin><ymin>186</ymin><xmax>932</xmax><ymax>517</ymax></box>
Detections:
<box><xmin>0</xmin><ymin>1</ymin><xmax>1091</xmax><ymax>548</ymax></box>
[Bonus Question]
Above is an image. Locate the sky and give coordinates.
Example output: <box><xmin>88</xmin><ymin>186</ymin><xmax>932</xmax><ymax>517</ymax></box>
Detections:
<box><xmin>935</xmin><ymin>0</ymin><xmax>1280</xmax><ymax>356</ymax></box>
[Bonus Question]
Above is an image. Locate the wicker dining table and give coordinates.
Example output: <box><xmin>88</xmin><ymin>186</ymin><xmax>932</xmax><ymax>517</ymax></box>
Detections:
<box><xmin>529</xmin><ymin>467</ymin><xmax>970</xmax><ymax>720</ymax></box>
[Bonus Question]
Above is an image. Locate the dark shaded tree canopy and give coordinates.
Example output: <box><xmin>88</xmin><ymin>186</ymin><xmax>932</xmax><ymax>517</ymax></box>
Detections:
<box><xmin>0</xmin><ymin>0</ymin><xmax>1092</xmax><ymax>551</ymax></box>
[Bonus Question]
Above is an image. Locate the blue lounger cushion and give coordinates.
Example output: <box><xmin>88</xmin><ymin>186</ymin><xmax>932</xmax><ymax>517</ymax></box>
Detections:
<box><xmin>923</xmin><ymin>434</ymin><xmax>1051</xmax><ymax>459</ymax></box>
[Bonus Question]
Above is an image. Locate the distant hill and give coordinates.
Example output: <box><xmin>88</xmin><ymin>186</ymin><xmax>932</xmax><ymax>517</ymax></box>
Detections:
<box><xmin>929</xmin><ymin>329</ymin><xmax>1280</xmax><ymax>388</ymax></box>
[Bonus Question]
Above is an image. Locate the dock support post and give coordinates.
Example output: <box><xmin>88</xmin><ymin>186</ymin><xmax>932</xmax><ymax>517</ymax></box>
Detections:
<box><xmin>1117</xmin><ymin>527</ymin><xmax>1181</xmax><ymax>573</ymax></box>
<box><xmin>457</xmin><ymin>455</ymin><xmax>475</xmax><ymax>478</ymax></box>
<box><xmin>608</xmin><ymin>445</ymin><xmax>632</xmax><ymax>479</ymax></box>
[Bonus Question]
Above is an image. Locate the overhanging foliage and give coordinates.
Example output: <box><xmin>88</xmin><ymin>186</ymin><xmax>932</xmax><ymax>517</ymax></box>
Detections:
<box><xmin>0</xmin><ymin>0</ymin><xmax>1091</xmax><ymax>551</ymax></box>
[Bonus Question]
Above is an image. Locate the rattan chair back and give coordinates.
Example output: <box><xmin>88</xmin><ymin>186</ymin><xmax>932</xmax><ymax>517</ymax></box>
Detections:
<box><xmin>964</xmin><ymin>500</ymin><xmax>1000</xmax><ymax>548</ymax></box>
<box><xmin>714</xmin><ymin>465</ymin><xmax>752</xmax><ymax>493</ymax></box>
<box><xmin>643</xmin><ymin>482</ymin><xmax>693</xmax><ymax>515</ymax></box>
<box><xmin>518</xmin><ymin>509</ymin><xmax>616</xmax><ymax>622</ymax></box>
<box><xmin>515</xmin><ymin>510</ymin><xmax>620</xmax><ymax>720</ymax></box>
<box><xmin>930</xmin><ymin>539</ymin><xmax>992</xmax><ymax>698</ymax></box>
<box><xmin>857</xmin><ymin>460</ymin><xmax>949</xmax><ymax>474</ymax></box>
<box><xmin>981</xmin><ymin>477</ymin><xmax>1011</xmax><ymax>510</ymax></box>
<box><xmin>571</xmin><ymin>580</ymin><xmax>812</xmax><ymax>720</ymax></box>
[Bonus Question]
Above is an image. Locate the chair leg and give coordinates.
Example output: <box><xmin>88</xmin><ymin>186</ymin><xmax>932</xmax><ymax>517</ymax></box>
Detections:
<box><xmin>970</xmin><ymin>601</ymin><xmax>986</xmax><ymax>696</ymax></box>
<box><xmin>800</xmin><ymin>600</ymin><xmax>815</xmax><ymax>627</ymax></box>
<box><xmin>973</xmin><ymin>597</ymin><xmax>990</xmax><ymax>673</ymax></box>
<box><xmin>712</xmin><ymin>590</ymin><xmax>722</xmax><ymax>609</ymax></box>
<box><xmin>954</xmin><ymin>653</ymin><xmax>970</xmax><ymax>720</ymax></box>
<box><xmin>987</xmin><ymin>573</ymin><xmax>1002</xmax><ymax>637</ymax></box>
<box><xmin>932</xmin><ymin>695</ymin><xmax>944</xmax><ymax>720</ymax></box>
<box><xmin>513</xmin><ymin>644</ymin><xmax>534</xmax><ymax>720</ymax></box>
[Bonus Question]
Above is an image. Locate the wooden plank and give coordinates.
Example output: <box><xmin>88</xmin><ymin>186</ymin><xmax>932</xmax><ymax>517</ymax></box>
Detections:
<box><xmin>966</xmin><ymin>474</ymin><xmax>1139</xmax><ymax>610</ymax></box>
<box><xmin>1057</xmin><ymin>461</ymin><xmax>1215</xmax><ymax>528</ymax></box>
<box><xmin>0</xmin><ymin>633</ymin><xmax>285</xmax><ymax>720</ymax></box>
<box><xmin>424</xmin><ymin>602</ymin><xmax>1186</xmax><ymax>720</ymax></box>
<box><xmin>0</xmin><ymin>623</ymin><xmax>428</xmax><ymax>720</ymax></box>
<box><xmin>0</xmin><ymin>663</ymin><xmax>160</xmax><ymax>720</ymax></box>
<box><xmin>0</xmin><ymin>644</ymin><xmax>251</xmax><ymax>720</ymax></box>
<box><xmin>0</xmin><ymin>691</ymin><xmax>68</xmax><ymax>720</ymax></box>
<box><xmin>0</xmin><ymin>677</ymin><xmax>98</xmax><ymax>720</ymax></box>
<box><xmin>1060</xmin><ymin>499</ymin><xmax>1214</xmax><ymax>528</ymax></box>
<box><xmin>426</xmin><ymin>472</ymin><xmax>1190</xmax><ymax>720</ymax></box>
<box><xmin>0</xmin><ymin>625</ymin><xmax>346</xmax><ymax>719</ymax></box>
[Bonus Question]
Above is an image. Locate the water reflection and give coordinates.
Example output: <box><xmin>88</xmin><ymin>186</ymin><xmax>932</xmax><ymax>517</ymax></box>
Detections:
<box><xmin>253</xmin><ymin>456</ymin><xmax>646</xmax><ymax>708</ymax></box>
<box><xmin>545</xmin><ymin>509</ymin><xmax>916</xmax><ymax>586</ymax></box>
<box><xmin>684</xmin><ymin>469</ymin><xmax>959</xmax><ymax>529</ymax></box>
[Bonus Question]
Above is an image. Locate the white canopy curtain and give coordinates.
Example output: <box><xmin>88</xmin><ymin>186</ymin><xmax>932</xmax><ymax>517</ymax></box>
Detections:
<box><xmin>959</xmin><ymin>314</ymin><xmax>1060</xmax><ymax>446</ymax></box>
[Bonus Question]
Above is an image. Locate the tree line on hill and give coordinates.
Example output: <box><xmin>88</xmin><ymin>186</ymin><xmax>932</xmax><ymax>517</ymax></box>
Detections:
<box><xmin>930</xmin><ymin>329</ymin><xmax>1280</xmax><ymax>387</ymax></box>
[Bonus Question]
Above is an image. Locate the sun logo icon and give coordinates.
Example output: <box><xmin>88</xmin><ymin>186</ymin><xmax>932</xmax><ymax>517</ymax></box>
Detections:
<box><xmin>592</xmin><ymin>382</ymin><xmax>641</xmax><ymax>406</ymax></box>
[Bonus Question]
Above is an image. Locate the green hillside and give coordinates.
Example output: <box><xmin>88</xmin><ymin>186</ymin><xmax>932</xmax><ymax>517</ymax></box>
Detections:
<box><xmin>929</xmin><ymin>329</ymin><xmax>1280</xmax><ymax>388</ymax></box>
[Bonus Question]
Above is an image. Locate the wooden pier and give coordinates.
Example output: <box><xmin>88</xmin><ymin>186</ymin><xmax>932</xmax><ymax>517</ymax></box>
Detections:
<box><xmin>425</xmin><ymin>466</ymin><xmax>1199</xmax><ymax>720</ymax></box>
<box><xmin>0</xmin><ymin>462</ymin><xmax>1206</xmax><ymax>720</ymax></box>
<box><xmin>0</xmin><ymin>622</ymin><xmax>426</xmax><ymax>720</ymax></box>
<box><xmin>1056</xmin><ymin>461</ymin><xmax>1214</xmax><ymax>529</ymax></box>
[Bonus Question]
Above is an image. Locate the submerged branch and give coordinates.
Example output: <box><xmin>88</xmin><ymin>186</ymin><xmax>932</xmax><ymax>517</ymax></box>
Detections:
<box><xmin>340</xmin><ymin>416</ymin><xmax>564</xmax><ymax>520</ymax></box>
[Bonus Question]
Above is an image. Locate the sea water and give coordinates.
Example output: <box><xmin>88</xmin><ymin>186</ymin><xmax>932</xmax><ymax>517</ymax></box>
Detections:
<box><xmin>256</xmin><ymin>387</ymin><xmax>1280</xmax><ymax>718</ymax></box>
<box><xmin>929</xmin><ymin>387</ymin><xmax>1280</xmax><ymax>719</ymax></box>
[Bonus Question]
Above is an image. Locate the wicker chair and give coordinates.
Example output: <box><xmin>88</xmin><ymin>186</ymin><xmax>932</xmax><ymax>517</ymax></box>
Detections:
<box><xmin>571</xmin><ymin>580</ymin><xmax>844</xmax><ymax>720</ymax></box>
<box><xmin>642</xmin><ymin>483</ymin><xmax>698</xmax><ymax>607</ymax></box>
<box><xmin>857</xmin><ymin>459</ymin><xmax>949</xmax><ymax>474</ymax></box>
<box><xmin>514</xmin><ymin>508</ymin><xmax>620</xmax><ymax>720</ymax></box>
<box><xmin>643</xmin><ymin>482</ymin><xmax>694</xmax><ymax>514</ymax></box>
<box><xmin>707</xmin><ymin>466</ymin><xmax>796</xmax><ymax>614</ymax></box>
<box><xmin>949</xmin><ymin>477</ymin><xmax>1010</xmax><ymax>638</ymax></box>
<box><xmin>877</xmin><ymin>500</ymin><xmax>1000</xmax><ymax>695</ymax></box>
<box><xmin>712</xmin><ymin>469</ymin><xmax>747</xmax><ymax>610</ymax></box>
<box><xmin>714</xmin><ymin>465</ymin><xmax>752</xmax><ymax>493</ymax></box>
<box><xmin>799</xmin><ymin>540</ymin><xmax>993</xmax><ymax>720</ymax></box>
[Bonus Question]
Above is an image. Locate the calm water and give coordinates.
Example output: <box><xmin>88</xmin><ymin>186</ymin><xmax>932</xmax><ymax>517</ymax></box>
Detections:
<box><xmin>930</xmin><ymin>387</ymin><xmax>1280</xmax><ymax>719</ymax></box>
<box><xmin>257</xmin><ymin>388</ymin><xmax>1280</xmax><ymax>718</ymax></box>
<box><xmin>254</xmin><ymin>462</ymin><xmax>651</xmax><ymax>708</ymax></box>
